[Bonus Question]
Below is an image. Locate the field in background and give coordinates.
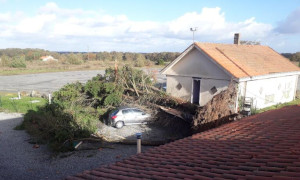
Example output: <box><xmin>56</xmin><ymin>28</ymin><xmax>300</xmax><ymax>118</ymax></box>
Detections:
<box><xmin>0</xmin><ymin>49</ymin><xmax>178</xmax><ymax>75</ymax></box>
<box><xmin>0</xmin><ymin>60</ymin><xmax>164</xmax><ymax>76</ymax></box>
<box><xmin>0</xmin><ymin>92</ymin><xmax>47</xmax><ymax>113</ymax></box>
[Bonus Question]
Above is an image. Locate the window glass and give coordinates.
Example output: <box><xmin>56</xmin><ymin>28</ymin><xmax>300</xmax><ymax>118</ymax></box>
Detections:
<box><xmin>111</xmin><ymin>110</ymin><xmax>119</xmax><ymax>116</ymax></box>
<box><xmin>132</xmin><ymin>109</ymin><xmax>143</xmax><ymax>114</ymax></box>
<box><xmin>122</xmin><ymin>109</ymin><xmax>131</xmax><ymax>114</ymax></box>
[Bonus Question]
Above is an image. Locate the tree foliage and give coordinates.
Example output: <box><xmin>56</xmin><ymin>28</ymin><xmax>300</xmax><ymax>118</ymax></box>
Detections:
<box><xmin>240</xmin><ymin>40</ymin><xmax>261</xmax><ymax>45</ymax></box>
<box><xmin>282</xmin><ymin>52</ymin><xmax>300</xmax><ymax>65</ymax></box>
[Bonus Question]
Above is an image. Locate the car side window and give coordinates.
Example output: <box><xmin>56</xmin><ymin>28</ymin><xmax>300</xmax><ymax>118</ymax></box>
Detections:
<box><xmin>132</xmin><ymin>109</ymin><xmax>143</xmax><ymax>114</ymax></box>
<box><xmin>122</xmin><ymin>110</ymin><xmax>130</xmax><ymax>114</ymax></box>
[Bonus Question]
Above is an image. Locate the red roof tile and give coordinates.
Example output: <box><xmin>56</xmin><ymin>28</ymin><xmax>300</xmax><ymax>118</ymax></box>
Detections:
<box><xmin>66</xmin><ymin>105</ymin><xmax>300</xmax><ymax>179</ymax></box>
<box><xmin>194</xmin><ymin>43</ymin><xmax>300</xmax><ymax>78</ymax></box>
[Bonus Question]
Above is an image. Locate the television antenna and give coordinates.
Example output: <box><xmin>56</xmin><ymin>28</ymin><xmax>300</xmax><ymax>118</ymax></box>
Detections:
<box><xmin>190</xmin><ymin>27</ymin><xmax>197</xmax><ymax>42</ymax></box>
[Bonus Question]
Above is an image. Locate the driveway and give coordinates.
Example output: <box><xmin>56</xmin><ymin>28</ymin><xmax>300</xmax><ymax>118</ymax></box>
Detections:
<box><xmin>0</xmin><ymin>69</ymin><xmax>165</xmax><ymax>94</ymax></box>
<box><xmin>0</xmin><ymin>112</ymin><xmax>152</xmax><ymax>180</ymax></box>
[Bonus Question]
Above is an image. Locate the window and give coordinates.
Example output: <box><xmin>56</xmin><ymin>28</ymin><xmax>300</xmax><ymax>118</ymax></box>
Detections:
<box><xmin>210</xmin><ymin>86</ymin><xmax>217</xmax><ymax>95</ymax></box>
<box><xmin>111</xmin><ymin>110</ymin><xmax>119</xmax><ymax>116</ymax></box>
<box><xmin>176</xmin><ymin>83</ymin><xmax>182</xmax><ymax>90</ymax></box>
<box><xmin>132</xmin><ymin>109</ymin><xmax>143</xmax><ymax>114</ymax></box>
<box><xmin>122</xmin><ymin>109</ymin><xmax>132</xmax><ymax>114</ymax></box>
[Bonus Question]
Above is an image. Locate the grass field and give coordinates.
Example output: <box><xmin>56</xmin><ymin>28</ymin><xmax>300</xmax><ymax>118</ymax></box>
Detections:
<box><xmin>0</xmin><ymin>60</ymin><xmax>164</xmax><ymax>76</ymax></box>
<box><xmin>0</xmin><ymin>92</ymin><xmax>47</xmax><ymax>113</ymax></box>
<box><xmin>254</xmin><ymin>98</ymin><xmax>300</xmax><ymax>114</ymax></box>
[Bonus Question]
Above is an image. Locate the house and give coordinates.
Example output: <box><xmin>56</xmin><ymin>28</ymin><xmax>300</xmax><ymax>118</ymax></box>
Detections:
<box><xmin>40</xmin><ymin>55</ymin><xmax>58</xmax><ymax>62</ymax></box>
<box><xmin>161</xmin><ymin>34</ymin><xmax>300</xmax><ymax>109</ymax></box>
<box><xmin>67</xmin><ymin>105</ymin><xmax>300</xmax><ymax>179</ymax></box>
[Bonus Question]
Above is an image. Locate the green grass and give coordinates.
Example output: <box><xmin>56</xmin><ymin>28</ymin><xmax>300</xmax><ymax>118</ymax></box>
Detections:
<box><xmin>0</xmin><ymin>93</ymin><xmax>47</xmax><ymax>113</ymax></box>
<box><xmin>254</xmin><ymin>98</ymin><xmax>300</xmax><ymax>114</ymax></box>
<box><xmin>0</xmin><ymin>67</ymin><xmax>106</xmax><ymax>76</ymax></box>
<box><xmin>0</xmin><ymin>68</ymin><xmax>67</xmax><ymax>75</ymax></box>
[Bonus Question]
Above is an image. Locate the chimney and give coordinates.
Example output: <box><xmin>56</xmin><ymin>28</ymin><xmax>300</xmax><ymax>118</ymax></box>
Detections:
<box><xmin>234</xmin><ymin>33</ymin><xmax>240</xmax><ymax>45</ymax></box>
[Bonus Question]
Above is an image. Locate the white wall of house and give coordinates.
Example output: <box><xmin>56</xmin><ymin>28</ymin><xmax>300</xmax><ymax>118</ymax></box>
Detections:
<box><xmin>200</xmin><ymin>79</ymin><xmax>230</xmax><ymax>105</ymax></box>
<box><xmin>238</xmin><ymin>75</ymin><xmax>298</xmax><ymax>109</ymax></box>
<box><xmin>165</xmin><ymin>47</ymin><xmax>232</xmax><ymax>106</ymax></box>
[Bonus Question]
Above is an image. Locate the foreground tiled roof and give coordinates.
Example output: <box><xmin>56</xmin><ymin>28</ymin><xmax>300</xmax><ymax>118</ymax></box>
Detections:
<box><xmin>195</xmin><ymin>43</ymin><xmax>300</xmax><ymax>78</ymax></box>
<box><xmin>67</xmin><ymin>105</ymin><xmax>300</xmax><ymax>179</ymax></box>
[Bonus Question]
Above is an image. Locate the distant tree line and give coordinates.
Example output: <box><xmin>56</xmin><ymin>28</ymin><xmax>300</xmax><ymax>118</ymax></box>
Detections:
<box><xmin>0</xmin><ymin>48</ymin><xmax>180</xmax><ymax>68</ymax></box>
<box><xmin>282</xmin><ymin>52</ymin><xmax>300</xmax><ymax>67</ymax></box>
<box><xmin>282</xmin><ymin>52</ymin><xmax>300</xmax><ymax>62</ymax></box>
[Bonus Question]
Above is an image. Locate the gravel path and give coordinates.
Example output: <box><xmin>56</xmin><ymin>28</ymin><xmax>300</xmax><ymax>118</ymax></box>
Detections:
<box><xmin>0</xmin><ymin>113</ymin><xmax>153</xmax><ymax>180</ymax></box>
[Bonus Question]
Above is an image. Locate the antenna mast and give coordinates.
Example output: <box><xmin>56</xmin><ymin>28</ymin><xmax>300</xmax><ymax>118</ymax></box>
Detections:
<box><xmin>190</xmin><ymin>27</ymin><xmax>197</xmax><ymax>43</ymax></box>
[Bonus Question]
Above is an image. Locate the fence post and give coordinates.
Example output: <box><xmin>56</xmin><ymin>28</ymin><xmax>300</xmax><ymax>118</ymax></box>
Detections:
<box><xmin>48</xmin><ymin>93</ymin><xmax>52</xmax><ymax>104</ymax></box>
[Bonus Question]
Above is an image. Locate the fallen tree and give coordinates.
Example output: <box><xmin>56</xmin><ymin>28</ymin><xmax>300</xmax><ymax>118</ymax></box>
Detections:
<box><xmin>192</xmin><ymin>81</ymin><xmax>238</xmax><ymax>132</ymax></box>
<box><xmin>18</xmin><ymin>65</ymin><xmax>196</xmax><ymax>152</ymax></box>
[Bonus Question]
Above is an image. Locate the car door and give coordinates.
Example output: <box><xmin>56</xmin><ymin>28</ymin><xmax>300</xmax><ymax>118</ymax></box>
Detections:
<box><xmin>132</xmin><ymin>109</ymin><xmax>148</xmax><ymax>123</ymax></box>
<box><xmin>122</xmin><ymin>109</ymin><xmax>135</xmax><ymax>124</ymax></box>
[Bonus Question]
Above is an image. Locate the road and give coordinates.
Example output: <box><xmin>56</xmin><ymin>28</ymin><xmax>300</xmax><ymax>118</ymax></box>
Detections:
<box><xmin>0</xmin><ymin>69</ymin><xmax>166</xmax><ymax>94</ymax></box>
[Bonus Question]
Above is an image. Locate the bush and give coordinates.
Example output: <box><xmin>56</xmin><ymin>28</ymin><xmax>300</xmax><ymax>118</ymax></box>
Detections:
<box><xmin>0</xmin><ymin>55</ymin><xmax>10</xmax><ymax>67</ymax></box>
<box><xmin>144</xmin><ymin>60</ymin><xmax>154</xmax><ymax>66</ymax></box>
<box><xmin>66</xmin><ymin>53</ymin><xmax>84</xmax><ymax>65</ymax></box>
<box><xmin>156</xmin><ymin>59</ymin><xmax>165</xmax><ymax>65</ymax></box>
<box><xmin>22</xmin><ymin>105</ymin><xmax>93</xmax><ymax>152</ymax></box>
<box><xmin>9</xmin><ymin>56</ymin><xmax>26</xmax><ymax>68</ymax></box>
<box><xmin>85</xmin><ymin>80</ymin><xmax>123</xmax><ymax>107</ymax></box>
<box><xmin>53</xmin><ymin>82</ymin><xmax>83</xmax><ymax>106</ymax></box>
<box><xmin>134</xmin><ymin>58</ymin><xmax>145</xmax><ymax>67</ymax></box>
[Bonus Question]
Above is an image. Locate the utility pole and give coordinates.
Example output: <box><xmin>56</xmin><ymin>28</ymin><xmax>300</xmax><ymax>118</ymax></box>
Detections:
<box><xmin>87</xmin><ymin>45</ymin><xmax>90</xmax><ymax>61</ymax></box>
<box><xmin>190</xmin><ymin>27</ymin><xmax>197</xmax><ymax>43</ymax></box>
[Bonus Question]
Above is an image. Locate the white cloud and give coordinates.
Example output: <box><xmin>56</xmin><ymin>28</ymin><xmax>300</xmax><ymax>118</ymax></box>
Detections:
<box><xmin>16</xmin><ymin>14</ymin><xmax>56</xmax><ymax>33</ymax></box>
<box><xmin>0</xmin><ymin>12</ymin><xmax>11</xmax><ymax>22</ymax></box>
<box><xmin>0</xmin><ymin>3</ymin><xmax>287</xmax><ymax>52</ymax></box>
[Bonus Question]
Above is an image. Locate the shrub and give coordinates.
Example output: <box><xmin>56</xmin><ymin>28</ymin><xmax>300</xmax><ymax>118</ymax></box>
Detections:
<box><xmin>134</xmin><ymin>58</ymin><xmax>145</xmax><ymax>67</ymax></box>
<box><xmin>9</xmin><ymin>56</ymin><xmax>26</xmax><ymax>68</ymax></box>
<box><xmin>22</xmin><ymin>105</ymin><xmax>93</xmax><ymax>152</ymax></box>
<box><xmin>0</xmin><ymin>55</ymin><xmax>10</xmax><ymax>67</ymax></box>
<box><xmin>85</xmin><ymin>80</ymin><xmax>123</xmax><ymax>107</ymax></box>
<box><xmin>66</xmin><ymin>53</ymin><xmax>84</xmax><ymax>65</ymax></box>
<box><xmin>144</xmin><ymin>60</ymin><xmax>154</xmax><ymax>66</ymax></box>
<box><xmin>53</xmin><ymin>82</ymin><xmax>83</xmax><ymax>106</ymax></box>
<box><xmin>156</xmin><ymin>59</ymin><xmax>165</xmax><ymax>65</ymax></box>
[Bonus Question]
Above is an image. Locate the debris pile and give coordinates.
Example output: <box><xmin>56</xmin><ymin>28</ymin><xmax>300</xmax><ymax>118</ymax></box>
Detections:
<box><xmin>192</xmin><ymin>81</ymin><xmax>238</xmax><ymax>132</ymax></box>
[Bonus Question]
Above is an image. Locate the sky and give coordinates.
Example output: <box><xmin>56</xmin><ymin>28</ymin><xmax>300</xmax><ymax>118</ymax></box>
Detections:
<box><xmin>0</xmin><ymin>0</ymin><xmax>299</xmax><ymax>53</ymax></box>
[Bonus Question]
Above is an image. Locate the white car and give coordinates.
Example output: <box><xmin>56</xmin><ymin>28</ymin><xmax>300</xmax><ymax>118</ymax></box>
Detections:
<box><xmin>108</xmin><ymin>107</ymin><xmax>151</xmax><ymax>128</ymax></box>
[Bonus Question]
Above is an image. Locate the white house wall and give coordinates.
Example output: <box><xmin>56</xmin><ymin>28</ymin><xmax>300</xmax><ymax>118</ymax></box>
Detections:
<box><xmin>242</xmin><ymin>75</ymin><xmax>298</xmax><ymax>109</ymax></box>
<box><xmin>200</xmin><ymin>79</ymin><xmax>230</xmax><ymax>106</ymax></box>
<box><xmin>165</xmin><ymin>48</ymin><xmax>231</xmax><ymax>79</ymax></box>
<box><xmin>165</xmin><ymin>47</ymin><xmax>232</xmax><ymax>105</ymax></box>
<box><xmin>166</xmin><ymin>75</ymin><xmax>192</xmax><ymax>101</ymax></box>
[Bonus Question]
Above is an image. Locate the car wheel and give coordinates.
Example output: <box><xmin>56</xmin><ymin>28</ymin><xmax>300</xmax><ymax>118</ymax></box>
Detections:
<box><xmin>115</xmin><ymin>121</ymin><xmax>124</xmax><ymax>129</ymax></box>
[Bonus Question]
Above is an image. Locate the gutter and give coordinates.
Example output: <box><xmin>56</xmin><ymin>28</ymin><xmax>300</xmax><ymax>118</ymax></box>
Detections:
<box><xmin>237</xmin><ymin>71</ymin><xmax>300</xmax><ymax>82</ymax></box>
